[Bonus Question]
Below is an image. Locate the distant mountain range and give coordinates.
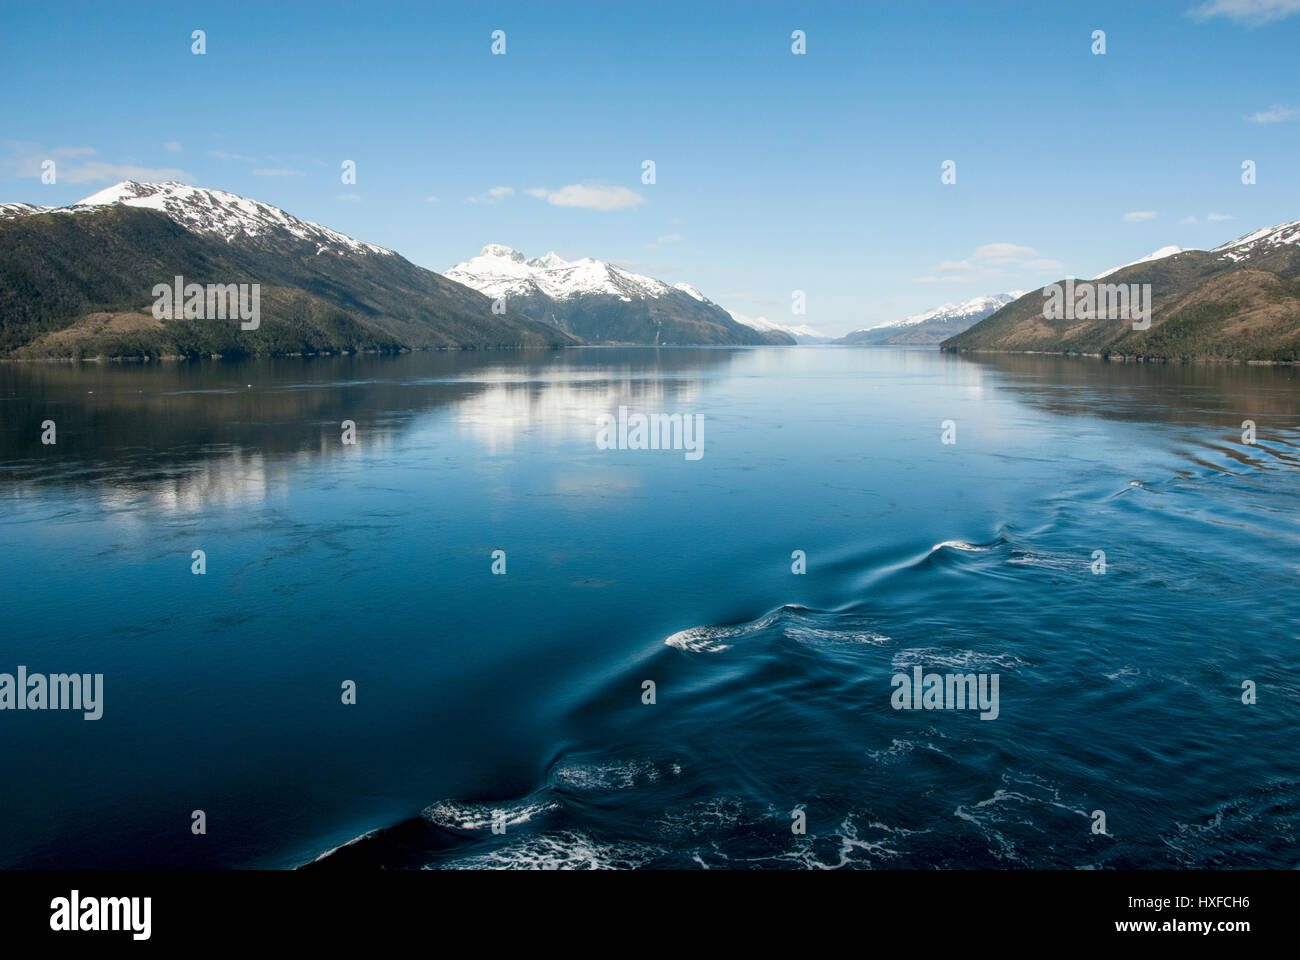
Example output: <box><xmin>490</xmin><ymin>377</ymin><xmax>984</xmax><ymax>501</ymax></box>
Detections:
<box><xmin>836</xmin><ymin>292</ymin><xmax>1025</xmax><ymax>345</ymax></box>
<box><xmin>445</xmin><ymin>245</ymin><xmax>794</xmax><ymax>345</ymax></box>
<box><xmin>0</xmin><ymin>182</ymin><xmax>796</xmax><ymax>359</ymax></box>
<box><xmin>942</xmin><ymin>221</ymin><xmax>1300</xmax><ymax>362</ymax></box>
<box><xmin>726</xmin><ymin>310</ymin><xmax>831</xmax><ymax>344</ymax></box>
<box><xmin>13</xmin><ymin>181</ymin><xmax>1289</xmax><ymax>363</ymax></box>
<box><xmin>0</xmin><ymin>182</ymin><xmax>577</xmax><ymax>359</ymax></box>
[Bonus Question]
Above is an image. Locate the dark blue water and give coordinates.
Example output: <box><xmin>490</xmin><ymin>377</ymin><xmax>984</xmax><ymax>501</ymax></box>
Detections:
<box><xmin>1</xmin><ymin>347</ymin><xmax>1297</xmax><ymax>868</ymax></box>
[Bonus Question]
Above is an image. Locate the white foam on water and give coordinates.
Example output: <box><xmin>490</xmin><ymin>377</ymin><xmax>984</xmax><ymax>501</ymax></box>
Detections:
<box><xmin>1007</xmin><ymin>551</ymin><xmax>1087</xmax><ymax>571</ymax></box>
<box><xmin>784</xmin><ymin>623</ymin><xmax>892</xmax><ymax>647</ymax></box>
<box><xmin>421</xmin><ymin>798</ymin><xmax>559</xmax><ymax>832</ymax></box>
<box><xmin>664</xmin><ymin>608</ymin><xmax>784</xmax><ymax>653</ymax></box>
<box><xmin>953</xmin><ymin>773</ymin><xmax>1092</xmax><ymax>864</ymax></box>
<box><xmin>438</xmin><ymin>831</ymin><xmax>663</xmax><ymax>870</ymax></box>
<box><xmin>866</xmin><ymin>736</ymin><xmax>954</xmax><ymax>765</ymax></box>
<box><xmin>891</xmin><ymin>648</ymin><xmax>1027</xmax><ymax>672</ymax></box>
<box><xmin>773</xmin><ymin>815</ymin><xmax>919</xmax><ymax>870</ymax></box>
<box><xmin>666</xmin><ymin>606</ymin><xmax>889</xmax><ymax>654</ymax></box>
<box><xmin>550</xmin><ymin>758</ymin><xmax>676</xmax><ymax>792</ymax></box>
<box><xmin>664</xmin><ymin>623</ymin><xmax>740</xmax><ymax>653</ymax></box>
<box><xmin>655</xmin><ymin>797</ymin><xmax>748</xmax><ymax>837</ymax></box>
<box><xmin>931</xmin><ymin>539</ymin><xmax>991</xmax><ymax>552</ymax></box>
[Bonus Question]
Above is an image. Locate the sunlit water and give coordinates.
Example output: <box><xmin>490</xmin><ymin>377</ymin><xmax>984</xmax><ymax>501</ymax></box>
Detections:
<box><xmin>1</xmin><ymin>347</ymin><xmax>1297</xmax><ymax>869</ymax></box>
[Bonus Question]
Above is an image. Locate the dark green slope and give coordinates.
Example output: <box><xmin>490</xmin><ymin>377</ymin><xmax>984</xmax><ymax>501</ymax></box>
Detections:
<box><xmin>0</xmin><ymin>206</ymin><xmax>578</xmax><ymax>358</ymax></box>
<box><xmin>499</xmin><ymin>289</ymin><xmax>793</xmax><ymax>345</ymax></box>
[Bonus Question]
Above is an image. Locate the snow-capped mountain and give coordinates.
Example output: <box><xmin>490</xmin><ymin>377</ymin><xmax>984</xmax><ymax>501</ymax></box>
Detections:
<box><xmin>1094</xmin><ymin>246</ymin><xmax>1190</xmax><ymax>279</ymax></box>
<box><xmin>0</xmin><ymin>182</ymin><xmax>575</xmax><ymax>358</ymax></box>
<box><xmin>447</xmin><ymin>244</ymin><xmax>679</xmax><ymax>302</ymax></box>
<box><xmin>445</xmin><ymin>245</ymin><xmax>793</xmax><ymax>345</ymax></box>
<box><xmin>886</xmin><ymin>293</ymin><xmax>1026</xmax><ymax>331</ymax></box>
<box><xmin>0</xmin><ymin>201</ymin><xmax>51</xmax><ymax>218</ymax></box>
<box><xmin>1</xmin><ymin>181</ymin><xmax>393</xmax><ymax>257</ymax></box>
<box><xmin>1087</xmin><ymin>221</ymin><xmax>1300</xmax><ymax>278</ymax></box>
<box><xmin>1212</xmin><ymin>220</ymin><xmax>1300</xmax><ymax>262</ymax></box>
<box><xmin>728</xmin><ymin>311</ymin><xmax>830</xmax><ymax>344</ymax></box>
<box><xmin>836</xmin><ymin>292</ymin><xmax>1024</xmax><ymax>345</ymax></box>
<box><xmin>943</xmin><ymin>215</ymin><xmax>1300</xmax><ymax>360</ymax></box>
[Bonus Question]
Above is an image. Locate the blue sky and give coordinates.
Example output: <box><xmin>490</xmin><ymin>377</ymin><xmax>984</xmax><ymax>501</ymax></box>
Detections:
<box><xmin>2</xmin><ymin>0</ymin><xmax>1298</xmax><ymax>335</ymax></box>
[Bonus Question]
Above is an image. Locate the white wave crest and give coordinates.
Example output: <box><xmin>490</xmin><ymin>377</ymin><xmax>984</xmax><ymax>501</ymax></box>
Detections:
<box><xmin>439</xmin><ymin>831</ymin><xmax>663</xmax><ymax>870</ymax></box>
<box><xmin>421</xmin><ymin>798</ymin><xmax>558</xmax><ymax>832</ymax></box>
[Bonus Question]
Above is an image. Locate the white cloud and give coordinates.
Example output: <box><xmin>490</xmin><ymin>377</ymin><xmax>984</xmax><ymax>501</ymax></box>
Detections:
<box><xmin>3</xmin><ymin>142</ymin><xmax>94</xmax><ymax>160</ymax></box>
<box><xmin>3</xmin><ymin>143</ymin><xmax>194</xmax><ymax>183</ymax></box>
<box><xmin>1207</xmin><ymin>212</ymin><xmax>1234</xmax><ymax>221</ymax></box>
<box><xmin>336</xmin><ymin>193</ymin><xmax>360</xmax><ymax>202</ymax></box>
<box><xmin>163</xmin><ymin>142</ymin><xmax>182</xmax><ymax>153</ymax></box>
<box><xmin>253</xmin><ymin>168</ymin><xmax>305</xmax><ymax>177</ymax></box>
<box><xmin>645</xmin><ymin>232</ymin><xmax>683</xmax><ymax>249</ymax></box>
<box><xmin>525</xmin><ymin>188</ymin><xmax>549</xmax><ymax>198</ymax></box>
<box><xmin>1123</xmin><ymin>211</ymin><xmax>1157</xmax><ymax>222</ymax></box>
<box><xmin>208</xmin><ymin>150</ymin><xmax>254</xmax><ymax>161</ymax></box>
<box><xmin>467</xmin><ymin>186</ymin><xmax>515</xmax><ymax>204</ymax></box>
<box><xmin>973</xmin><ymin>242</ymin><xmax>1037</xmax><ymax>262</ymax></box>
<box><xmin>1179</xmin><ymin>215</ymin><xmax>1198</xmax><ymax>225</ymax></box>
<box><xmin>610</xmin><ymin>258</ymin><xmax>679</xmax><ymax>275</ymax></box>
<box><xmin>1190</xmin><ymin>0</ymin><xmax>1300</xmax><ymax>24</ymax></box>
<box><xmin>36</xmin><ymin>160</ymin><xmax>191</xmax><ymax>183</ymax></box>
<box><xmin>917</xmin><ymin>242</ymin><xmax>1066</xmax><ymax>285</ymax></box>
<box><xmin>530</xmin><ymin>184</ymin><xmax>646</xmax><ymax>211</ymax></box>
<box><xmin>425</xmin><ymin>195</ymin><xmax>440</xmax><ymax>203</ymax></box>
<box><xmin>1246</xmin><ymin>104</ymin><xmax>1296</xmax><ymax>124</ymax></box>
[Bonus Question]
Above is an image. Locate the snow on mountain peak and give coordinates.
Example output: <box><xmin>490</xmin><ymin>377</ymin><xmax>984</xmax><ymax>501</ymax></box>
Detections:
<box><xmin>446</xmin><ymin>246</ymin><xmax>675</xmax><ymax>302</ymax></box>
<box><xmin>75</xmin><ymin>180</ymin><xmax>184</xmax><ymax>207</ymax></box>
<box><xmin>729</xmin><ymin>310</ymin><xmax>828</xmax><ymax>342</ymax></box>
<box><xmin>480</xmin><ymin>243</ymin><xmax>527</xmax><ymax>262</ymax></box>
<box><xmin>1211</xmin><ymin>220</ymin><xmax>1300</xmax><ymax>262</ymax></box>
<box><xmin>1093</xmin><ymin>245</ymin><xmax>1191</xmax><ymax>279</ymax></box>
<box><xmin>864</xmin><ymin>292</ymin><xmax>1023</xmax><ymax>332</ymax></box>
<box><xmin>0</xmin><ymin>201</ymin><xmax>52</xmax><ymax>218</ymax></box>
<box><xmin>1</xmin><ymin>180</ymin><xmax>393</xmax><ymax>257</ymax></box>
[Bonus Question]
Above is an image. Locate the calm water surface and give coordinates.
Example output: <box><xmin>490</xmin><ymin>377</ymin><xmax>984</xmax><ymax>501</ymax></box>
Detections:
<box><xmin>1</xmin><ymin>347</ymin><xmax>1297</xmax><ymax>868</ymax></box>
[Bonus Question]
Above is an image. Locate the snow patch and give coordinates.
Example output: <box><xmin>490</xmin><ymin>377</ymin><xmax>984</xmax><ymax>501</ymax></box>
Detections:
<box><xmin>848</xmin><ymin>292</ymin><xmax>1024</xmax><ymax>335</ymax></box>
<box><xmin>1093</xmin><ymin>246</ymin><xmax>1191</xmax><ymax>279</ymax></box>
<box><xmin>1212</xmin><ymin>220</ymin><xmax>1300</xmax><ymax>263</ymax></box>
<box><xmin>446</xmin><ymin>245</ymin><xmax>678</xmax><ymax>302</ymax></box>
<box><xmin>729</xmin><ymin>310</ymin><xmax>828</xmax><ymax>342</ymax></box>
<box><xmin>1</xmin><ymin>180</ymin><xmax>394</xmax><ymax>256</ymax></box>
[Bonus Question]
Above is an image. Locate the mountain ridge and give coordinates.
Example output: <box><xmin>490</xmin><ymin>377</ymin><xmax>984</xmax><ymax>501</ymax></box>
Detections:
<box><xmin>942</xmin><ymin>219</ymin><xmax>1300</xmax><ymax>362</ymax></box>
<box><xmin>445</xmin><ymin>244</ymin><xmax>794</xmax><ymax>345</ymax></box>
<box><xmin>0</xmin><ymin>181</ymin><xmax>577</xmax><ymax>359</ymax></box>
<box><xmin>837</xmin><ymin>292</ymin><xmax>1025</xmax><ymax>345</ymax></box>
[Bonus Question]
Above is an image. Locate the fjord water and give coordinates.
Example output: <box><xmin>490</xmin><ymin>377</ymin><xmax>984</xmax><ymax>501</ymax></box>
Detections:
<box><xmin>1</xmin><ymin>347</ymin><xmax>1297</xmax><ymax>869</ymax></box>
